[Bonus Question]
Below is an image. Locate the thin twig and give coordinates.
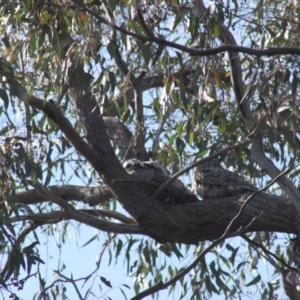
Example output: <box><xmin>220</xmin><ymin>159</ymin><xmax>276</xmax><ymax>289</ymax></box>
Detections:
<box><xmin>54</xmin><ymin>272</ymin><xmax>85</xmax><ymax>300</ymax></box>
<box><xmin>241</xmin><ymin>234</ymin><xmax>296</xmax><ymax>272</ymax></box>
<box><xmin>38</xmin><ymin>234</ymin><xmax>116</xmax><ymax>300</ymax></box>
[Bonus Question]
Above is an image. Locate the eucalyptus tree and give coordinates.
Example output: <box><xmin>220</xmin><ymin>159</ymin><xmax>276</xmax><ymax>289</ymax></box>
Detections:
<box><xmin>0</xmin><ymin>0</ymin><xmax>300</xmax><ymax>299</ymax></box>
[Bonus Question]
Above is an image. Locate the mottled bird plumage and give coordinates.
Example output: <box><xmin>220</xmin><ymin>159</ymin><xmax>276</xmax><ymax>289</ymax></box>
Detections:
<box><xmin>123</xmin><ymin>159</ymin><xmax>198</xmax><ymax>204</ymax></box>
<box><xmin>192</xmin><ymin>159</ymin><xmax>257</xmax><ymax>199</ymax></box>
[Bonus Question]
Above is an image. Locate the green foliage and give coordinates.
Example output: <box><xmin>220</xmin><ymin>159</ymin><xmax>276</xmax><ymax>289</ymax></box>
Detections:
<box><xmin>0</xmin><ymin>0</ymin><xmax>299</xmax><ymax>299</ymax></box>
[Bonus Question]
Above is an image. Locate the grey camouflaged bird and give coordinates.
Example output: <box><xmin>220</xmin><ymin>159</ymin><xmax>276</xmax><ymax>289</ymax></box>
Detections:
<box><xmin>123</xmin><ymin>159</ymin><xmax>198</xmax><ymax>204</ymax></box>
<box><xmin>192</xmin><ymin>159</ymin><xmax>258</xmax><ymax>199</ymax></box>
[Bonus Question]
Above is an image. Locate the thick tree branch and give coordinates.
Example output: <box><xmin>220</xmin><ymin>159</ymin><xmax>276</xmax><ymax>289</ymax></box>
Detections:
<box><xmin>29</xmin><ymin>180</ymin><xmax>144</xmax><ymax>235</ymax></box>
<box><xmin>10</xmin><ymin>209</ymin><xmax>135</xmax><ymax>225</ymax></box>
<box><xmin>11</xmin><ymin>184</ymin><xmax>298</xmax><ymax>244</ymax></box>
<box><xmin>27</xmin><ymin>96</ymin><xmax>99</xmax><ymax>165</ymax></box>
<box><xmin>223</xmin><ymin>164</ymin><xmax>293</xmax><ymax>236</ymax></box>
<box><xmin>25</xmin><ymin>94</ymin><xmax>146</xmax><ymax>223</ymax></box>
<box><xmin>16</xmin><ymin>185</ymin><xmax>112</xmax><ymax>206</ymax></box>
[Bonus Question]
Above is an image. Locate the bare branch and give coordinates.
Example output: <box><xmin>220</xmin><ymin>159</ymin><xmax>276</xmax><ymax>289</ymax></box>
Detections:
<box><xmin>9</xmin><ymin>211</ymin><xmax>68</xmax><ymax>224</ymax></box>
<box><xmin>28</xmin><ymin>180</ymin><xmax>144</xmax><ymax>235</ymax></box>
<box><xmin>16</xmin><ymin>184</ymin><xmax>112</xmax><ymax>206</ymax></box>
<box><xmin>80</xmin><ymin>209</ymin><xmax>135</xmax><ymax>224</ymax></box>
<box><xmin>28</xmin><ymin>96</ymin><xmax>99</xmax><ymax>165</ymax></box>
<box><xmin>10</xmin><ymin>209</ymin><xmax>135</xmax><ymax>225</ymax></box>
<box><xmin>52</xmin><ymin>272</ymin><xmax>85</xmax><ymax>300</ymax></box>
<box><xmin>102</xmin><ymin>0</ymin><xmax>132</xmax><ymax>78</ymax></box>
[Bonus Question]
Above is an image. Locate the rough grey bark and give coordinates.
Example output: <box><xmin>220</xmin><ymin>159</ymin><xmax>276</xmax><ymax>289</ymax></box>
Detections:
<box><xmin>15</xmin><ymin>169</ymin><xmax>297</xmax><ymax>244</ymax></box>
<box><xmin>16</xmin><ymin>185</ymin><xmax>112</xmax><ymax>206</ymax></box>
